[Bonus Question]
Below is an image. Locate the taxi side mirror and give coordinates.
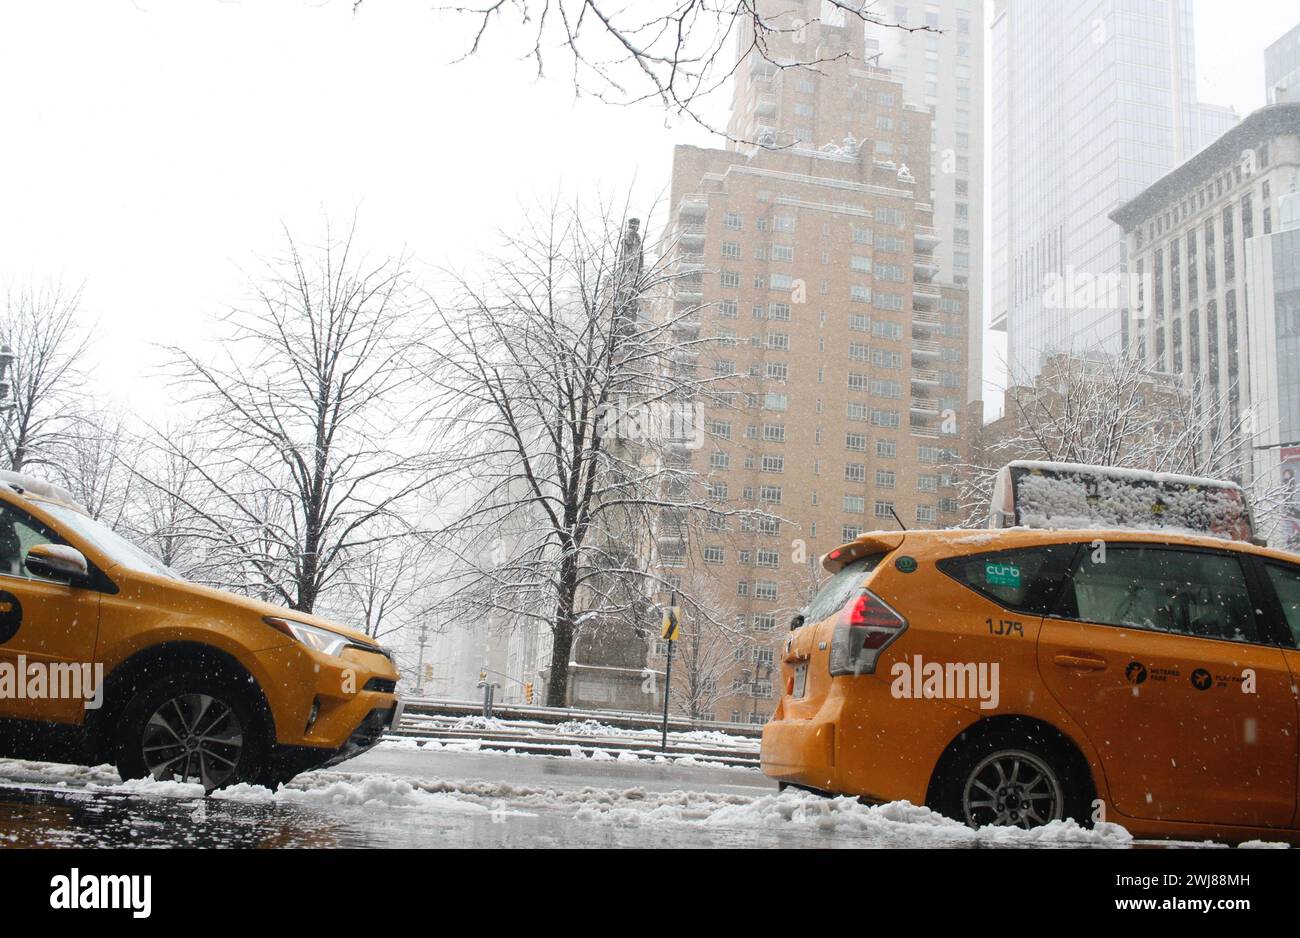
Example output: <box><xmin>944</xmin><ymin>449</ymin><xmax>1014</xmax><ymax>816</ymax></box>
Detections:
<box><xmin>25</xmin><ymin>544</ymin><xmax>89</xmax><ymax>582</ymax></box>
<box><xmin>789</xmin><ymin>613</ymin><xmax>805</xmax><ymax>632</ymax></box>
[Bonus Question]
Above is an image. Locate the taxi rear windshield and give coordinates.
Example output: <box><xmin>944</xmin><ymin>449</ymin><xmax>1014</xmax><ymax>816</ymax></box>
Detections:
<box><xmin>803</xmin><ymin>553</ymin><xmax>885</xmax><ymax>625</ymax></box>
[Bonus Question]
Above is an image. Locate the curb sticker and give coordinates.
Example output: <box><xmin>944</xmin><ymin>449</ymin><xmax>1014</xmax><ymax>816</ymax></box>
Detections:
<box><xmin>985</xmin><ymin>562</ymin><xmax>1021</xmax><ymax>588</ymax></box>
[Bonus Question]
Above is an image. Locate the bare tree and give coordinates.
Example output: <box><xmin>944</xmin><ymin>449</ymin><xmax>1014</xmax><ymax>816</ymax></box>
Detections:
<box><xmin>56</xmin><ymin>410</ymin><xmax>141</xmax><ymax>528</ymax></box>
<box><xmin>963</xmin><ymin>350</ymin><xmax>1279</xmax><ymax>529</ymax></box>
<box><xmin>121</xmin><ymin>424</ymin><xmax>229</xmax><ymax>581</ymax></box>
<box><xmin>157</xmin><ymin>220</ymin><xmax>437</xmax><ymax>614</ymax></box>
<box><xmin>329</xmin><ymin>532</ymin><xmax>431</xmax><ymax>642</ymax></box>
<box><xmin>664</xmin><ymin>593</ymin><xmax>739</xmax><ymax>720</ymax></box>
<box><xmin>0</xmin><ymin>280</ymin><xmax>94</xmax><ymax>474</ymax></box>
<box><xmin>361</xmin><ymin>1</ymin><xmax>924</xmax><ymax>138</ymax></box>
<box><xmin>423</xmin><ymin>197</ymin><xmax>757</xmax><ymax>706</ymax></box>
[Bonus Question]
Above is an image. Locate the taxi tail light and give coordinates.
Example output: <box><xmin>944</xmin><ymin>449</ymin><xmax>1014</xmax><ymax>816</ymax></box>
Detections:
<box><xmin>829</xmin><ymin>590</ymin><xmax>907</xmax><ymax>676</ymax></box>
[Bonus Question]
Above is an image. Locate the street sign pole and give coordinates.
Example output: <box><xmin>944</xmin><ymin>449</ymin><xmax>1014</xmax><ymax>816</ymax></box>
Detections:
<box><xmin>661</xmin><ymin>592</ymin><xmax>678</xmax><ymax>753</ymax></box>
<box><xmin>661</xmin><ymin>631</ymin><xmax>674</xmax><ymax>753</ymax></box>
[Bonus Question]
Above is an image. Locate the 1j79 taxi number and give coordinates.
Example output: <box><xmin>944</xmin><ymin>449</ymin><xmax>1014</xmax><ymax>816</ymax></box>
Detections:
<box><xmin>986</xmin><ymin>617</ymin><xmax>1024</xmax><ymax>637</ymax></box>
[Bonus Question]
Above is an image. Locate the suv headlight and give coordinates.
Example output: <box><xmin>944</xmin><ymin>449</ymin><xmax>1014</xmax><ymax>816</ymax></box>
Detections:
<box><xmin>264</xmin><ymin>616</ymin><xmax>357</xmax><ymax>658</ymax></box>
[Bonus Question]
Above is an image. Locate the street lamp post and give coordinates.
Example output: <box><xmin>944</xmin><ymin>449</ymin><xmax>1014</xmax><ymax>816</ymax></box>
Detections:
<box><xmin>0</xmin><ymin>344</ymin><xmax>14</xmax><ymax>413</ymax></box>
<box><xmin>412</xmin><ymin>625</ymin><xmax>429</xmax><ymax>697</ymax></box>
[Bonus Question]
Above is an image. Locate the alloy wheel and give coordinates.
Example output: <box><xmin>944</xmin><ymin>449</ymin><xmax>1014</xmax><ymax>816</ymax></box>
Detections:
<box><xmin>141</xmin><ymin>693</ymin><xmax>244</xmax><ymax>790</ymax></box>
<box><xmin>961</xmin><ymin>749</ymin><xmax>1064</xmax><ymax>829</ymax></box>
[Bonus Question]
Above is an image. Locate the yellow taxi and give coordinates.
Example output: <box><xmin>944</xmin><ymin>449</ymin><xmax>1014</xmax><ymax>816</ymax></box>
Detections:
<box><xmin>0</xmin><ymin>470</ymin><xmax>402</xmax><ymax>790</ymax></box>
<box><xmin>763</xmin><ymin>464</ymin><xmax>1300</xmax><ymax>843</ymax></box>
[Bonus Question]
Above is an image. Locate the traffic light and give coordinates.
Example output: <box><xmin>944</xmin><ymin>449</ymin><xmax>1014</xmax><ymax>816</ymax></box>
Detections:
<box><xmin>523</xmin><ymin>682</ymin><xmax>534</xmax><ymax>704</ymax></box>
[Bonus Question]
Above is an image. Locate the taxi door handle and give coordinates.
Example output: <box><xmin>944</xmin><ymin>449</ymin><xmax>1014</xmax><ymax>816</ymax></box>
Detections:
<box><xmin>1053</xmin><ymin>653</ymin><xmax>1107</xmax><ymax>672</ymax></box>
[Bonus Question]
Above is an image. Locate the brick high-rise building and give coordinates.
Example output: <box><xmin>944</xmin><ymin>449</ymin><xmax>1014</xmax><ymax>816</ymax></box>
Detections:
<box><xmin>656</xmin><ymin>0</ymin><xmax>972</xmax><ymax>725</ymax></box>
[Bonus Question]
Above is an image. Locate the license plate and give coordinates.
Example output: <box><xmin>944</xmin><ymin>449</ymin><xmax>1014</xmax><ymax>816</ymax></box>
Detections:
<box><xmin>792</xmin><ymin>663</ymin><xmax>808</xmax><ymax>698</ymax></box>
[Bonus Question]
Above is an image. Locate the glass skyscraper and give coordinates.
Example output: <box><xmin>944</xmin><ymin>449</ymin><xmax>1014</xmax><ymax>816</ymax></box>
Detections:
<box><xmin>989</xmin><ymin>0</ymin><xmax>1237</xmax><ymax>385</ymax></box>
<box><xmin>1266</xmin><ymin>22</ymin><xmax>1300</xmax><ymax>104</ymax></box>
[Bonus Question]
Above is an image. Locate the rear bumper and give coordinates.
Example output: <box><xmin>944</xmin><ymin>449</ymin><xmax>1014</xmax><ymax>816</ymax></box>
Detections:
<box><xmin>761</xmin><ymin>719</ymin><xmax>836</xmax><ymax>785</ymax></box>
<box><xmin>761</xmin><ymin>676</ymin><xmax>974</xmax><ymax>803</ymax></box>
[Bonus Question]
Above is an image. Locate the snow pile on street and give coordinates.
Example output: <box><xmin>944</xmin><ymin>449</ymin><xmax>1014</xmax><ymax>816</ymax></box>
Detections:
<box><xmin>292</xmin><ymin>772</ymin><xmax>1134</xmax><ymax>848</ymax></box>
<box><xmin>570</xmin><ymin>788</ymin><xmax>1135</xmax><ymax>847</ymax></box>
<box><xmin>83</xmin><ymin>772</ymin><xmax>493</xmax><ymax>815</ymax></box>
<box><xmin>450</xmin><ymin>716</ymin><xmax>509</xmax><ymax>733</ymax></box>
<box><xmin>89</xmin><ymin>777</ymin><xmax>207</xmax><ymax>799</ymax></box>
<box><xmin>0</xmin><ymin>759</ymin><xmax>120</xmax><ymax>787</ymax></box>
<box><xmin>551</xmin><ymin>719</ymin><xmax>752</xmax><ymax>748</ymax></box>
<box><xmin>231</xmin><ymin>776</ymin><xmax>491</xmax><ymax>813</ymax></box>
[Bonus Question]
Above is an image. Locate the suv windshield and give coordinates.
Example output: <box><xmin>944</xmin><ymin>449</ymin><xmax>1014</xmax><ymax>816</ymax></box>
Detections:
<box><xmin>40</xmin><ymin>502</ymin><xmax>181</xmax><ymax>581</ymax></box>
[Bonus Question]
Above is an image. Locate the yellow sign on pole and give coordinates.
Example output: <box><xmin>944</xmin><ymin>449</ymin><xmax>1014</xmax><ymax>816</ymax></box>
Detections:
<box><xmin>661</xmin><ymin>606</ymin><xmax>680</xmax><ymax>641</ymax></box>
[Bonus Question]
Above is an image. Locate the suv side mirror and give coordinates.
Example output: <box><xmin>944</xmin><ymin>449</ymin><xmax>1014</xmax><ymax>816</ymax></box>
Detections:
<box><xmin>789</xmin><ymin>613</ymin><xmax>805</xmax><ymax>632</ymax></box>
<box><xmin>25</xmin><ymin>544</ymin><xmax>89</xmax><ymax>581</ymax></box>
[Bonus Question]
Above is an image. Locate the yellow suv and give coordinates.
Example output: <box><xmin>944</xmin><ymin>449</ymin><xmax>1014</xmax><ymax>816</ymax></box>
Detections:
<box><xmin>764</xmin><ymin>473</ymin><xmax>1300</xmax><ymax>843</ymax></box>
<box><xmin>0</xmin><ymin>470</ymin><xmax>402</xmax><ymax>790</ymax></box>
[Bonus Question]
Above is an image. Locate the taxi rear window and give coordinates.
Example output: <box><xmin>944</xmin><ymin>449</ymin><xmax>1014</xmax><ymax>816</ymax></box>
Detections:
<box><xmin>803</xmin><ymin>553</ymin><xmax>885</xmax><ymax>625</ymax></box>
<box><xmin>938</xmin><ymin>544</ymin><xmax>1078</xmax><ymax>615</ymax></box>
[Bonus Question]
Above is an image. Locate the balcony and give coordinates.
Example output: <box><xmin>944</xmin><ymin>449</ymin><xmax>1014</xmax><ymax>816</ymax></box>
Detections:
<box><xmin>911</xmin><ymin>368</ymin><xmax>941</xmax><ymax>386</ymax></box>
<box><xmin>912</xmin><ymin>311</ymin><xmax>941</xmax><ymax>332</ymax></box>
<box><xmin>912</xmin><ymin>339</ymin><xmax>942</xmax><ymax>359</ymax></box>
<box><xmin>672</xmin><ymin>315</ymin><xmax>701</xmax><ymax>338</ymax></box>
<box><xmin>755</xmin><ymin>94</ymin><xmax>778</xmax><ymax>118</ymax></box>
<box><xmin>913</xmin><ymin>258</ymin><xmax>940</xmax><ymax>282</ymax></box>
<box><xmin>678</xmin><ymin>224</ymin><xmax>706</xmax><ymax>246</ymax></box>
<box><xmin>910</xmin><ymin>397</ymin><xmax>940</xmax><ymax>416</ymax></box>
<box><xmin>914</xmin><ymin>226</ymin><xmax>940</xmax><ymax>253</ymax></box>
<box><xmin>913</xmin><ymin>285</ymin><xmax>941</xmax><ymax>308</ymax></box>
<box><xmin>679</xmin><ymin>197</ymin><xmax>708</xmax><ymax>219</ymax></box>
<box><xmin>909</xmin><ymin>425</ymin><xmax>941</xmax><ymax>439</ymax></box>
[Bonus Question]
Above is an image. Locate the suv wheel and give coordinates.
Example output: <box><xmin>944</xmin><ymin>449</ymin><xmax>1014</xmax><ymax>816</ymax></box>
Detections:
<box><xmin>931</xmin><ymin>730</ymin><xmax>1090</xmax><ymax>830</ymax></box>
<box><xmin>116</xmin><ymin>673</ymin><xmax>268</xmax><ymax>792</ymax></box>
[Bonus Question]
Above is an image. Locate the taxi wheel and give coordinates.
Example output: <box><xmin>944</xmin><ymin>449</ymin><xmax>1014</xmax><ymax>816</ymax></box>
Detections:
<box><xmin>115</xmin><ymin>673</ymin><xmax>269</xmax><ymax>793</ymax></box>
<box><xmin>931</xmin><ymin>730</ymin><xmax>1090</xmax><ymax>830</ymax></box>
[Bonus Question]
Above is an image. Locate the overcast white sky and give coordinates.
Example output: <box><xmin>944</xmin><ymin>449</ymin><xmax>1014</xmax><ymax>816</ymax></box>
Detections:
<box><xmin>1</xmin><ymin>1</ymin><xmax>1296</xmax><ymax>420</ymax></box>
